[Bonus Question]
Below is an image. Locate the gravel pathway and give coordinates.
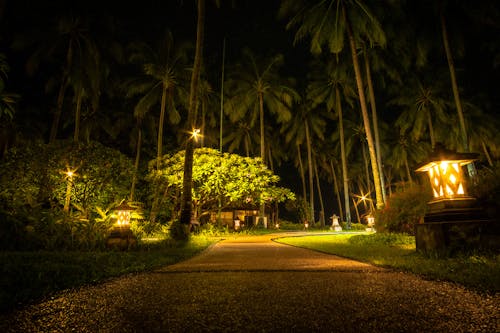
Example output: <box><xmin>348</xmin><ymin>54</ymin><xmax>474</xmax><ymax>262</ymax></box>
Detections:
<box><xmin>1</xmin><ymin>233</ymin><xmax>498</xmax><ymax>332</ymax></box>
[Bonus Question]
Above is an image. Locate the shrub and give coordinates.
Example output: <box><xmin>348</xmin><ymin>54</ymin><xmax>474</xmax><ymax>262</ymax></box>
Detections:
<box><xmin>0</xmin><ymin>140</ymin><xmax>134</xmax><ymax>250</ymax></box>
<box><xmin>376</xmin><ymin>185</ymin><xmax>431</xmax><ymax>234</ymax></box>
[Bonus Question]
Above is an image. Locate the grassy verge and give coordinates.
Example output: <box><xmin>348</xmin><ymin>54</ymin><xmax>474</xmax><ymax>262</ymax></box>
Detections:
<box><xmin>0</xmin><ymin>235</ymin><xmax>216</xmax><ymax>313</ymax></box>
<box><xmin>276</xmin><ymin>233</ymin><xmax>500</xmax><ymax>293</ymax></box>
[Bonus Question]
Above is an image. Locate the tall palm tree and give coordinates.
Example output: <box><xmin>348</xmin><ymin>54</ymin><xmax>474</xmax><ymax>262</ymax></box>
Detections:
<box><xmin>24</xmin><ymin>16</ymin><xmax>98</xmax><ymax>143</ymax></box>
<box><xmin>280</xmin><ymin>0</ymin><xmax>386</xmax><ymax>210</ymax></box>
<box><xmin>179</xmin><ymin>0</ymin><xmax>207</xmax><ymax>232</ymax></box>
<box><xmin>126</xmin><ymin>31</ymin><xmax>189</xmax><ymax>170</ymax></box>
<box><xmin>223</xmin><ymin>120</ymin><xmax>259</xmax><ymax>157</ymax></box>
<box><xmin>387</xmin><ymin>131</ymin><xmax>430</xmax><ymax>185</ymax></box>
<box><xmin>281</xmin><ymin>97</ymin><xmax>327</xmax><ymax>224</ymax></box>
<box><xmin>307</xmin><ymin>56</ymin><xmax>354</xmax><ymax>226</ymax></box>
<box><xmin>224</xmin><ymin>49</ymin><xmax>297</xmax><ymax>162</ymax></box>
<box><xmin>390</xmin><ymin>76</ymin><xmax>450</xmax><ymax>150</ymax></box>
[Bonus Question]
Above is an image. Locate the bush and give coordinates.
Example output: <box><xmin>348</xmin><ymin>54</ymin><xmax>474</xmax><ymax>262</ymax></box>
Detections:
<box><xmin>470</xmin><ymin>162</ymin><xmax>500</xmax><ymax>221</ymax></box>
<box><xmin>0</xmin><ymin>140</ymin><xmax>134</xmax><ymax>250</ymax></box>
<box><xmin>340</xmin><ymin>222</ymin><xmax>366</xmax><ymax>231</ymax></box>
<box><xmin>376</xmin><ymin>185</ymin><xmax>432</xmax><ymax>234</ymax></box>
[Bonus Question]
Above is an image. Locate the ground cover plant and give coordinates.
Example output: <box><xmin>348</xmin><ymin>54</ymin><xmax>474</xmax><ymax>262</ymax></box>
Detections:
<box><xmin>275</xmin><ymin>233</ymin><xmax>500</xmax><ymax>293</ymax></box>
<box><xmin>0</xmin><ymin>236</ymin><xmax>215</xmax><ymax>313</ymax></box>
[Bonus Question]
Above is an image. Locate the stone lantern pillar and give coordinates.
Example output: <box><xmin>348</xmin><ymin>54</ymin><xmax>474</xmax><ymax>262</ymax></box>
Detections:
<box><xmin>415</xmin><ymin>145</ymin><xmax>498</xmax><ymax>255</ymax></box>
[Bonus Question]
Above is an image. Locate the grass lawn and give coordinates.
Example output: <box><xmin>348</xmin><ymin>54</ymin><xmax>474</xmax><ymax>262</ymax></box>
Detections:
<box><xmin>0</xmin><ymin>236</ymin><xmax>217</xmax><ymax>313</ymax></box>
<box><xmin>275</xmin><ymin>232</ymin><xmax>500</xmax><ymax>293</ymax></box>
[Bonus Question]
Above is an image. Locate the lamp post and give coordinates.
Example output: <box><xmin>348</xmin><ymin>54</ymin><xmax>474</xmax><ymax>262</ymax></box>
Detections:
<box><xmin>106</xmin><ymin>201</ymin><xmax>137</xmax><ymax>250</ymax></box>
<box><xmin>114</xmin><ymin>201</ymin><xmax>134</xmax><ymax>229</ymax></box>
<box><xmin>414</xmin><ymin>144</ymin><xmax>498</xmax><ymax>255</ymax></box>
<box><xmin>415</xmin><ymin>145</ymin><xmax>478</xmax><ymax>213</ymax></box>
<box><xmin>63</xmin><ymin>169</ymin><xmax>76</xmax><ymax>213</ymax></box>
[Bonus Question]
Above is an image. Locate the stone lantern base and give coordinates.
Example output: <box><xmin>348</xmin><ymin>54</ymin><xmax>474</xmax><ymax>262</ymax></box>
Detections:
<box><xmin>106</xmin><ymin>227</ymin><xmax>137</xmax><ymax>250</ymax></box>
<box><xmin>415</xmin><ymin>198</ymin><xmax>499</xmax><ymax>255</ymax></box>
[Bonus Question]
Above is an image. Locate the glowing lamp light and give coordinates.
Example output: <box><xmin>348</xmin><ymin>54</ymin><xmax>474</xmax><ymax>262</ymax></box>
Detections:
<box><xmin>367</xmin><ymin>215</ymin><xmax>375</xmax><ymax>227</ymax></box>
<box><xmin>114</xmin><ymin>201</ymin><xmax>134</xmax><ymax>227</ymax></box>
<box><xmin>191</xmin><ymin>128</ymin><xmax>201</xmax><ymax>142</ymax></box>
<box><xmin>416</xmin><ymin>146</ymin><xmax>477</xmax><ymax>201</ymax></box>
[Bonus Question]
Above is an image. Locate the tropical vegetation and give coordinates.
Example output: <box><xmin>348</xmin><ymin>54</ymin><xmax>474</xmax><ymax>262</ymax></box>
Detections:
<box><xmin>0</xmin><ymin>0</ymin><xmax>498</xmax><ymax>244</ymax></box>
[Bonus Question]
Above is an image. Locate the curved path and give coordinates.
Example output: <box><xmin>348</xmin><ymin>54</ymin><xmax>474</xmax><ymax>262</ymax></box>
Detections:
<box><xmin>1</xmin><ymin>233</ymin><xmax>498</xmax><ymax>332</ymax></box>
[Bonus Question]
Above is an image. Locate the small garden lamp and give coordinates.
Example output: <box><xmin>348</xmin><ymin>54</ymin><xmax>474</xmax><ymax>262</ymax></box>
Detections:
<box><xmin>366</xmin><ymin>215</ymin><xmax>375</xmax><ymax>227</ymax></box>
<box><xmin>415</xmin><ymin>146</ymin><xmax>477</xmax><ymax>202</ymax></box>
<box><xmin>114</xmin><ymin>201</ymin><xmax>135</xmax><ymax>228</ymax></box>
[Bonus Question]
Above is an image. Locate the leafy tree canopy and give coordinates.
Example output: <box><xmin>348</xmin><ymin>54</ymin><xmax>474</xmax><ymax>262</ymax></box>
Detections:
<box><xmin>148</xmin><ymin>148</ymin><xmax>295</xmax><ymax>216</ymax></box>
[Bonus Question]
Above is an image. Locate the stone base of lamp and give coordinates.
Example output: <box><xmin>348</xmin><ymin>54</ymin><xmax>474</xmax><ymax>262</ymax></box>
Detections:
<box><xmin>415</xmin><ymin>198</ymin><xmax>499</xmax><ymax>255</ymax></box>
<box><xmin>106</xmin><ymin>227</ymin><xmax>137</xmax><ymax>250</ymax></box>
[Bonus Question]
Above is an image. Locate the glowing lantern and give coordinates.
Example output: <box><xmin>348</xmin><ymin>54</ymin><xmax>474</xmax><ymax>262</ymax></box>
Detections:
<box><xmin>416</xmin><ymin>146</ymin><xmax>477</xmax><ymax>201</ymax></box>
<box><xmin>114</xmin><ymin>201</ymin><xmax>134</xmax><ymax>227</ymax></box>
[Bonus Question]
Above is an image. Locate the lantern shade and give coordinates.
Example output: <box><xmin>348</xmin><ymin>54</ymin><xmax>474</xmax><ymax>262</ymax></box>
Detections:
<box><xmin>416</xmin><ymin>146</ymin><xmax>477</xmax><ymax>201</ymax></box>
<box><xmin>114</xmin><ymin>201</ymin><xmax>134</xmax><ymax>226</ymax></box>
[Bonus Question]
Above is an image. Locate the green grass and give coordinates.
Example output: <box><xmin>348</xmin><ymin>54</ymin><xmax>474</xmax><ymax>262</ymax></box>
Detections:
<box><xmin>276</xmin><ymin>233</ymin><xmax>500</xmax><ymax>293</ymax></box>
<box><xmin>0</xmin><ymin>235</ymin><xmax>216</xmax><ymax>313</ymax></box>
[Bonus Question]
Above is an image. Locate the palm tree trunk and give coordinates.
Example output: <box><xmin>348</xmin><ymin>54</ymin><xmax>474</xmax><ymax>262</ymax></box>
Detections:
<box><xmin>352</xmin><ymin>197</ymin><xmax>361</xmax><ymax>224</ymax></box>
<box><xmin>157</xmin><ymin>87</ymin><xmax>167</xmax><ymax>170</ymax></box>
<box><xmin>427</xmin><ymin>113</ymin><xmax>436</xmax><ymax>149</ymax></box>
<box><xmin>330</xmin><ymin>161</ymin><xmax>344</xmax><ymax>223</ymax></box>
<box><xmin>336</xmin><ymin>87</ymin><xmax>351</xmax><ymax>225</ymax></box>
<box><xmin>74</xmin><ymin>87</ymin><xmax>83</xmax><ymax>143</ymax></box>
<box><xmin>440</xmin><ymin>10</ymin><xmax>476</xmax><ymax>179</ymax></box>
<box><xmin>344</xmin><ymin>7</ymin><xmax>384</xmax><ymax>210</ymax></box>
<box><xmin>49</xmin><ymin>42</ymin><xmax>73</xmax><ymax>143</ymax></box>
<box><xmin>297</xmin><ymin>144</ymin><xmax>307</xmax><ymax>200</ymax></box>
<box><xmin>481</xmin><ymin>140</ymin><xmax>493</xmax><ymax>167</ymax></box>
<box><xmin>440</xmin><ymin>12</ymin><xmax>468</xmax><ymax>153</ymax></box>
<box><xmin>179</xmin><ymin>0</ymin><xmax>205</xmax><ymax>232</ymax></box>
<box><xmin>258</xmin><ymin>91</ymin><xmax>266</xmax><ymax>220</ymax></box>
<box><xmin>404</xmin><ymin>154</ymin><xmax>413</xmax><ymax>183</ymax></box>
<box><xmin>314</xmin><ymin>158</ymin><xmax>325</xmax><ymax>227</ymax></box>
<box><xmin>130</xmin><ymin>126</ymin><xmax>142</xmax><ymax>201</ymax></box>
<box><xmin>305</xmin><ymin>121</ymin><xmax>315</xmax><ymax>224</ymax></box>
<box><xmin>258</xmin><ymin>92</ymin><xmax>265</xmax><ymax>161</ymax></box>
<box><xmin>364</xmin><ymin>48</ymin><xmax>386</xmax><ymax>204</ymax></box>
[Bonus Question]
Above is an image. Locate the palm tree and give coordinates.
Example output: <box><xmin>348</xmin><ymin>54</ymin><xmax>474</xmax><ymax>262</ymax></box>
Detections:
<box><xmin>126</xmin><ymin>31</ymin><xmax>189</xmax><ymax>170</ymax></box>
<box><xmin>280</xmin><ymin>0</ymin><xmax>386</xmax><ymax>210</ymax></box>
<box><xmin>391</xmin><ymin>76</ymin><xmax>450</xmax><ymax>150</ymax></box>
<box><xmin>24</xmin><ymin>16</ymin><xmax>98</xmax><ymax>143</ymax></box>
<box><xmin>179</xmin><ymin>0</ymin><xmax>207</xmax><ymax>232</ymax></box>
<box><xmin>223</xmin><ymin>120</ymin><xmax>258</xmax><ymax>157</ymax></box>
<box><xmin>307</xmin><ymin>56</ymin><xmax>354</xmax><ymax>226</ymax></box>
<box><xmin>387</xmin><ymin>131</ymin><xmax>430</xmax><ymax>185</ymax></box>
<box><xmin>281</xmin><ymin>96</ymin><xmax>327</xmax><ymax>225</ymax></box>
<box><xmin>224</xmin><ymin>49</ymin><xmax>297</xmax><ymax>162</ymax></box>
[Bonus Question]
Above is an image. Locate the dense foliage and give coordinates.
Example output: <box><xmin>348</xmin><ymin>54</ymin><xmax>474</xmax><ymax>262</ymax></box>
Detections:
<box><xmin>0</xmin><ymin>140</ymin><xmax>134</xmax><ymax>250</ymax></box>
<box><xmin>375</xmin><ymin>185</ymin><xmax>432</xmax><ymax>235</ymax></box>
<box><xmin>148</xmin><ymin>148</ymin><xmax>295</xmax><ymax>222</ymax></box>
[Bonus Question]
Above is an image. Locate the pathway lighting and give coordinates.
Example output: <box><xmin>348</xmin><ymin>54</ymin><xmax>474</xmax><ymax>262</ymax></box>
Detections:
<box><xmin>114</xmin><ymin>201</ymin><xmax>135</xmax><ymax>228</ymax></box>
<box><xmin>413</xmin><ymin>145</ymin><xmax>496</xmax><ymax>255</ymax></box>
<box><xmin>415</xmin><ymin>150</ymin><xmax>476</xmax><ymax>201</ymax></box>
<box><xmin>63</xmin><ymin>168</ymin><xmax>77</xmax><ymax>213</ymax></box>
<box><xmin>191</xmin><ymin>128</ymin><xmax>201</xmax><ymax>142</ymax></box>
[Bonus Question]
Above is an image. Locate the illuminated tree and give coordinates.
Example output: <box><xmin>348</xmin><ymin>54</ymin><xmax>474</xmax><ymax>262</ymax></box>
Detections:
<box><xmin>149</xmin><ymin>148</ymin><xmax>295</xmax><ymax>220</ymax></box>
